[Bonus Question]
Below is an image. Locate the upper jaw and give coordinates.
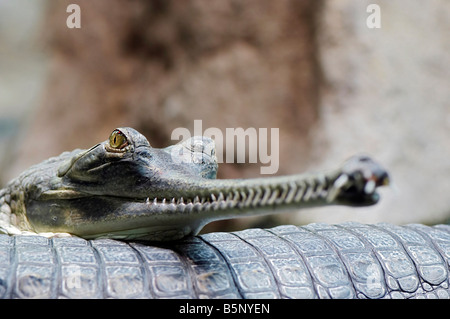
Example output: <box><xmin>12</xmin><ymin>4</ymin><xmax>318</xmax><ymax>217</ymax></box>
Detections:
<box><xmin>48</xmin><ymin>151</ymin><xmax>390</xmax><ymax>207</ymax></box>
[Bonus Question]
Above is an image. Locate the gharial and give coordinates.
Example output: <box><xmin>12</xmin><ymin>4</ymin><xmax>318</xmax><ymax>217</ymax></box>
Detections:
<box><xmin>0</xmin><ymin>127</ymin><xmax>389</xmax><ymax>240</ymax></box>
<box><xmin>1</xmin><ymin>128</ymin><xmax>449</xmax><ymax>299</ymax></box>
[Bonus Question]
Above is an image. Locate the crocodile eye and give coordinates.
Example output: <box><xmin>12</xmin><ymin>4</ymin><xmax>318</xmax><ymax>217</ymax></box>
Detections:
<box><xmin>109</xmin><ymin>129</ymin><xmax>128</xmax><ymax>150</ymax></box>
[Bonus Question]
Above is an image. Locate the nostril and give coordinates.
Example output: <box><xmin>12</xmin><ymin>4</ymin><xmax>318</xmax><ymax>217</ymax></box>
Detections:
<box><xmin>357</xmin><ymin>156</ymin><xmax>372</xmax><ymax>163</ymax></box>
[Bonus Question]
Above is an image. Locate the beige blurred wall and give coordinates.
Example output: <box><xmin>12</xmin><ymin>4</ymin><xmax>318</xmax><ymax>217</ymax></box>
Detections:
<box><xmin>0</xmin><ymin>0</ymin><xmax>448</xmax><ymax>231</ymax></box>
<box><xmin>296</xmin><ymin>0</ymin><xmax>450</xmax><ymax>225</ymax></box>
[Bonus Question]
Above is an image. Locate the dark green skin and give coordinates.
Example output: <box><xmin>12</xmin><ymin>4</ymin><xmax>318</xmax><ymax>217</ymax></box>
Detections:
<box><xmin>0</xmin><ymin>128</ymin><xmax>389</xmax><ymax>241</ymax></box>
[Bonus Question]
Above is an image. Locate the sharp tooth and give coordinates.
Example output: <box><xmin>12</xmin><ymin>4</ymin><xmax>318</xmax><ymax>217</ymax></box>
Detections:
<box><xmin>219</xmin><ymin>201</ymin><xmax>227</xmax><ymax>209</ymax></box>
<box><xmin>168</xmin><ymin>202</ymin><xmax>177</xmax><ymax>212</ymax></box>
<box><xmin>211</xmin><ymin>194</ymin><xmax>217</xmax><ymax>202</ymax></box>
<box><xmin>217</xmin><ymin>192</ymin><xmax>224</xmax><ymax>201</ymax></box>
<box><xmin>294</xmin><ymin>182</ymin><xmax>306</xmax><ymax>202</ymax></box>
<box><xmin>261</xmin><ymin>187</ymin><xmax>271</xmax><ymax>204</ymax></box>
<box><xmin>185</xmin><ymin>202</ymin><xmax>194</xmax><ymax>212</ymax></box>
<box><xmin>210</xmin><ymin>201</ymin><xmax>219</xmax><ymax>210</ymax></box>
<box><xmin>171</xmin><ymin>198</ymin><xmax>176</xmax><ymax>204</ymax></box>
<box><xmin>327</xmin><ymin>174</ymin><xmax>349</xmax><ymax>203</ymax></box>
<box><xmin>178</xmin><ymin>197</ymin><xmax>184</xmax><ymax>204</ymax></box>
<box><xmin>194</xmin><ymin>196</ymin><xmax>200</xmax><ymax>203</ymax></box>
<box><xmin>252</xmin><ymin>188</ymin><xmax>263</xmax><ymax>206</ymax></box>
<box><xmin>245</xmin><ymin>189</ymin><xmax>255</xmax><ymax>206</ymax></box>
<box><xmin>303</xmin><ymin>181</ymin><xmax>314</xmax><ymax>201</ymax></box>
<box><xmin>146</xmin><ymin>197</ymin><xmax>150</xmax><ymax>204</ymax></box>
<box><xmin>364</xmin><ymin>180</ymin><xmax>376</xmax><ymax>194</ymax></box>
<box><xmin>227</xmin><ymin>200</ymin><xmax>236</xmax><ymax>208</ymax></box>
<box><xmin>275</xmin><ymin>184</ymin><xmax>288</xmax><ymax>204</ymax></box>
<box><xmin>284</xmin><ymin>182</ymin><xmax>297</xmax><ymax>204</ymax></box>
<box><xmin>193</xmin><ymin>202</ymin><xmax>202</xmax><ymax>212</ymax></box>
<box><xmin>334</xmin><ymin>174</ymin><xmax>349</xmax><ymax>189</ymax></box>
<box><xmin>267</xmin><ymin>189</ymin><xmax>279</xmax><ymax>205</ymax></box>
<box><xmin>177</xmin><ymin>202</ymin><xmax>186</xmax><ymax>213</ymax></box>
<box><xmin>162</xmin><ymin>198</ymin><xmax>166</xmax><ymax>204</ymax></box>
<box><xmin>314</xmin><ymin>174</ymin><xmax>327</xmax><ymax>198</ymax></box>
<box><xmin>238</xmin><ymin>191</ymin><xmax>247</xmax><ymax>208</ymax></box>
<box><xmin>153</xmin><ymin>198</ymin><xmax>158</xmax><ymax>205</ymax></box>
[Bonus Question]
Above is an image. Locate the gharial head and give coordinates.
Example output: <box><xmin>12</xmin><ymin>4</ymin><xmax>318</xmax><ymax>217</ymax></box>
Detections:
<box><xmin>13</xmin><ymin>127</ymin><xmax>389</xmax><ymax>241</ymax></box>
<box><xmin>56</xmin><ymin>127</ymin><xmax>219</xmax><ymax>196</ymax></box>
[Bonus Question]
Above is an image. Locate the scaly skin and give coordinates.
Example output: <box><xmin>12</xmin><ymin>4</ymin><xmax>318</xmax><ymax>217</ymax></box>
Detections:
<box><xmin>0</xmin><ymin>128</ymin><xmax>389</xmax><ymax>241</ymax></box>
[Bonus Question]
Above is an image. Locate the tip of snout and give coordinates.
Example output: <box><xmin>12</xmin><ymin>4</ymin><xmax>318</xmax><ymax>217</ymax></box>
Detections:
<box><xmin>343</xmin><ymin>155</ymin><xmax>390</xmax><ymax>186</ymax></box>
<box><xmin>332</xmin><ymin>155</ymin><xmax>391</xmax><ymax>207</ymax></box>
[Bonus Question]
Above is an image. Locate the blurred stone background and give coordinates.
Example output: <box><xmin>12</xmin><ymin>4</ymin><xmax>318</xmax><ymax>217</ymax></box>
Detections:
<box><xmin>0</xmin><ymin>0</ymin><xmax>449</xmax><ymax>233</ymax></box>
